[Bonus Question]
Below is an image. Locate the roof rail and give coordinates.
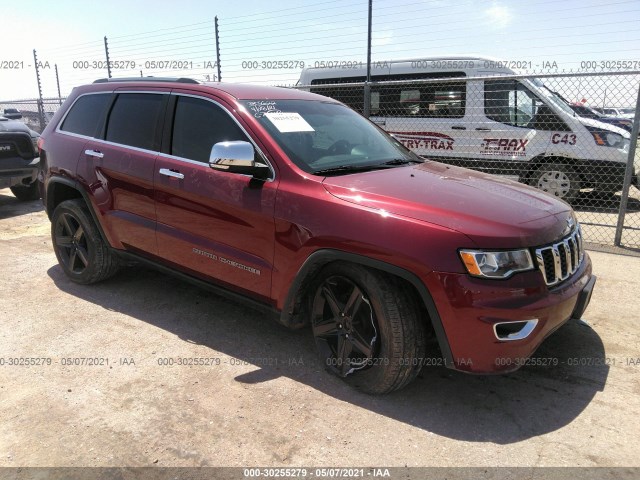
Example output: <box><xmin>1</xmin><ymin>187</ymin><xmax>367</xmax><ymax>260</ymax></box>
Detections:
<box><xmin>93</xmin><ymin>77</ymin><xmax>200</xmax><ymax>84</ymax></box>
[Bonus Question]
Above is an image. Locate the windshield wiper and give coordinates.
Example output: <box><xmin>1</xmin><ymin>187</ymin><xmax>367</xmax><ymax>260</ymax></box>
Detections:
<box><xmin>380</xmin><ymin>158</ymin><xmax>422</xmax><ymax>166</ymax></box>
<box><xmin>314</xmin><ymin>158</ymin><xmax>420</xmax><ymax>176</ymax></box>
<box><xmin>314</xmin><ymin>164</ymin><xmax>394</xmax><ymax>175</ymax></box>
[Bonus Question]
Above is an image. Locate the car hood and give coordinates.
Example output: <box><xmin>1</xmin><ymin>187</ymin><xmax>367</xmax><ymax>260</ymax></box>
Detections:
<box><xmin>322</xmin><ymin>162</ymin><xmax>574</xmax><ymax>248</ymax></box>
<box><xmin>576</xmin><ymin>115</ymin><xmax>630</xmax><ymax>138</ymax></box>
<box><xmin>0</xmin><ymin>117</ymin><xmax>34</xmax><ymax>135</ymax></box>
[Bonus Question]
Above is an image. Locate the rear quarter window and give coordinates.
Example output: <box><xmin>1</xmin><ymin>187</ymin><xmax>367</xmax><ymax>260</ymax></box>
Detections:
<box><xmin>59</xmin><ymin>93</ymin><xmax>111</xmax><ymax>137</ymax></box>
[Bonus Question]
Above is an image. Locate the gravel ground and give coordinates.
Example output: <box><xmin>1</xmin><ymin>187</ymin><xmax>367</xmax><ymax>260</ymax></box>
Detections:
<box><xmin>0</xmin><ymin>187</ymin><xmax>639</xmax><ymax>469</ymax></box>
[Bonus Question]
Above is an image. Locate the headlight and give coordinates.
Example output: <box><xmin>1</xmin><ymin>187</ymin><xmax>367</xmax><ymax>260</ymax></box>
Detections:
<box><xmin>622</xmin><ymin>138</ymin><xmax>630</xmax><ymax>153</ymax></box>
<box><xmin>459</xmin><ymin>249</ymin><xmax>534</xmax><ymax>279</ymax></box>
<box><xmin>587</xmin><ymin>126</ymin><xmax>627</xmax><ymax>148</ymax></box>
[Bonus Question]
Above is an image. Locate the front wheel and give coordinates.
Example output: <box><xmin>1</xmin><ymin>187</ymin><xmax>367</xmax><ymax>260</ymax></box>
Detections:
<box><xmin>51</xmin><ymin>199</ymin><xmax>120</xmax><ymax>284</ymax></box>
<box><xmin>529</xmin><ymin>162</ymin><xmax>581</xmax><ymax>203</ymax></box>
<box><xmin>310</xmin><ymin>263</ymin><xmax>425</xmax><ymax>394</ymax></box>
<box><xmin>10</xmin><ymin>182</ymin><xmax>40</xmax><ymax>201</ymax></box>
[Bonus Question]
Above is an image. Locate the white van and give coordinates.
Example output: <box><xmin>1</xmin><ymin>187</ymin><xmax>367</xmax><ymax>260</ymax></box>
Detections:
<box><xmin>298</xmin><ymin>56</ymin><xmax>635</xmax><ymax>202</ymax></box>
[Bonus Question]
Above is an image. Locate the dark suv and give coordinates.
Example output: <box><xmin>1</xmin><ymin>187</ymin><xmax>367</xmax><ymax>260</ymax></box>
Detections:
<box><xmin>40</xmin><ymin>78</ymin><xmax>596</xmax><ymax>394</ymax></box>
<box><xmin>0</xmin><ymin>115</ymin><xmax>40</xmax><ymax>200</ymax></box>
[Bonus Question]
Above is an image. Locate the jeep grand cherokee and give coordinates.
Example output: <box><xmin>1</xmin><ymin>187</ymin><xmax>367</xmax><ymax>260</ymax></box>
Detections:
<box><xmin>39</xmin><ymin>78</ymin><xmax>596</xmax><ymax>394</ymax></box>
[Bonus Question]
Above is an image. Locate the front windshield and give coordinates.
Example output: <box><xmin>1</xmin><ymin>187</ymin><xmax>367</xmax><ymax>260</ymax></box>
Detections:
<box><xmin>582</xmin><ymin>105</ymin><xmax>600</xmax><ymax>118</ymax></box>
<box><xmin>529</xmin><ymin>78</ymin><xmax>576</xmax><ymax>117</ymax></box>
<box><xmin>241</xmin><ymin>99</ymin><xmax>421</xmax><ymax>175</ymax></box>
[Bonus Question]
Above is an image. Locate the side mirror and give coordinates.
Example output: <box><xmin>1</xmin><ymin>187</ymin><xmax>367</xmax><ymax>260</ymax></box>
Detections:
<box><xmin>209</xmin><ymin>141</ymin><xmax>271</xmax><ymax>180</ymax></box>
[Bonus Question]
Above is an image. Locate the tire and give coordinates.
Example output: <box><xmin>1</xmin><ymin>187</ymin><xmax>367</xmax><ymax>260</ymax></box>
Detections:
<box><xmin>10</xmin><ymin>182</ymin><xmax>40</xmax><ymax>201</ymax></box>
<box><xmin>529</xmin><ymin>162</ymin><xmax>581</xmax><ymax>203</ymax></box>
<box><xmin>51</xmin><ymin>199</ymin><xmax>120</xmax><ymax>284</ymax></box>
<box><xmin>310</xmin><ymin>263</ymin><xmax>425</xmax><ymax>394</ymax></box>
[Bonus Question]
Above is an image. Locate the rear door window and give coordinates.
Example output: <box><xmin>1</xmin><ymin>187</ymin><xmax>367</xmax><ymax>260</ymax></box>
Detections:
<box><xmin>105</xmin><ymin>93</ymin><xmax>166</xmax><ymax>151</ymax></box>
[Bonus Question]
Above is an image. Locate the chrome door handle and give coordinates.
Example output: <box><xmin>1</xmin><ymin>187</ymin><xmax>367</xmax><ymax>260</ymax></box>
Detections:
<box><xmin>159</xmin><ymin>168</ymin><xmax>184</xmax><ymax>180</ymax></box>
<box><xmin>475</xmin><ymin>127</ymin><xmax>491</xmax><ymax>131</ymax></box>
<box><xmin>84</xmin><ymin>149</ymin><xmax>104</xmax><ymax>158</ymax></box>
<box><xmin>451</xmin><ymin>125</ymin><xmax>466</xmax><ymax>130</ymax></box>
<box><xmin>373</xmin><ymin>120</ymin><xmax>386</xmax><ymax>126</ymax></box>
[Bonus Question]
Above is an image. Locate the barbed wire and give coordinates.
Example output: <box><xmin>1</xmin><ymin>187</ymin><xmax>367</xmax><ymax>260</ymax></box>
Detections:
<box><xmin>4</xmin><ymin>0</ymin><xmax>640</xmax><ymax>98</ymax></box>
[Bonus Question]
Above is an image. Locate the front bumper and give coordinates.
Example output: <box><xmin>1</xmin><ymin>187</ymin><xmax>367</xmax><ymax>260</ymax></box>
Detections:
<box><xmin>424</xmin><ymin>253</ymin><xmax>594</xmax><ymax>373</ymax></box>
<box><xmin>0</xmin><ymin>156</ymin><xmax>39</xmax><ymax>189</ymax></box>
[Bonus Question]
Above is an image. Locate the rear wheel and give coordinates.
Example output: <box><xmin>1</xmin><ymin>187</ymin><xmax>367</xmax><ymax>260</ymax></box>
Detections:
<box><xmin>310</xmin><ymin>263</ymin><xmax>425</xmax><ymax>394</ymax></box>
<box><xmin>530</xmin><ymin>162</ymin><xmax>581</xmax><ymax>203</ymax></box>
<box><xmin>51</xmin><ymin>199</ymin><xmax>120</xmax><ymax>284</ymax></box>
<box><xmin>10</xmin><ymin>182</ymin><xmax>39</xmax><ymax>201</ymax></box>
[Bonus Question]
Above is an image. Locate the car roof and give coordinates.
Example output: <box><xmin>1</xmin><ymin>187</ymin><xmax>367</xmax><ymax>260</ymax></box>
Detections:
<box><xmin>78</xmin><ymin>79</ymin><xmax>332</xmax><ymax>102</ymax></box>
<box><xmin>200</xmin><ymin>82</ymin><xmax>330</xmax><ymax>101</ymax></box>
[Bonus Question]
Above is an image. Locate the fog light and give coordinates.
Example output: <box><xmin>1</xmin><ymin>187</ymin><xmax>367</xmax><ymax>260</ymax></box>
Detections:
<box><xmin>493</xmin><ymin>319</ymin><xmax>538</xmax><ymax>341</ymax></box>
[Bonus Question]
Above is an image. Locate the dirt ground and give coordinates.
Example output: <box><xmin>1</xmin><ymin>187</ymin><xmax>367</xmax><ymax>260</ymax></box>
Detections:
<box><xmin>0</xmin><ymin>187</ymin><xmax>639</xmax><ymax>469</ymax></box>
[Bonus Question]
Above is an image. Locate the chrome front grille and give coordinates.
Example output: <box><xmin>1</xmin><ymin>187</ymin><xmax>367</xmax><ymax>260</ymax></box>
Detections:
<box><xmin>535</xmin><ymin>227</ymin><xmax>584</xmax><ymax>286</ymax></box>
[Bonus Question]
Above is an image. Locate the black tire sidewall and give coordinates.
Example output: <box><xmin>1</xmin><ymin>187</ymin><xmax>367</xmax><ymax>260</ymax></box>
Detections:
<box><xmin>10</xmin><ymin>182</ymin><xmax>39</xmax><ymax>201</ymax></box>
<box><xmin>51</xmin><ymin>200</ymin><xmax>105</xmax><ymax>284</ymax></box>
<box><xmin>310</xmin><ymin>262</ymin><xmax>423</xmax><ymax>394</ymax></box>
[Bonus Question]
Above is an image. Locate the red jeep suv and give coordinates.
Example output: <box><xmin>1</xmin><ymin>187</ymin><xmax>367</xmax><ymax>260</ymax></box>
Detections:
<box><xmin>39</xmin><ymin>78</ymin><xmax>596</xmax><ymax>394</ymax></box>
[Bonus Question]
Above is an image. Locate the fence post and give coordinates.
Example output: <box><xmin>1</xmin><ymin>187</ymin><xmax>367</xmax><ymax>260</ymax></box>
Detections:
<box><xmin>613</xmin><ymin>83</ymin><xmax>640</xmax><ymax>246</ymax></box>
<box><xmin>104</xmin><ymin>36</ymin><xmax>112</xmax><ymax>79</ymax></box>
<box><xmin>363</xmin><ymin>0</ymin><xmax>372</xmax><ymax>117</ymax></box>
<box><xmin>55</xmin><ymin>64</ymin><xmax>62</xmax><ymax>105</ymax></box>
<box><xmin>32</xmin><ymin>49</ymin><xmax>46</xmax><ymax>132</ymax></box>
<box><xmin>215</xmin><ymin>16</ymin><xmax>222</xmax><ymax>81</ymax></box>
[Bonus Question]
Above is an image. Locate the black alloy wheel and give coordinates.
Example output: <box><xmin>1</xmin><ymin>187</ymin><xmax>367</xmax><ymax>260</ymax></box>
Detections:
<box><xmin>312</xmin><ymin>274</ymin><xmax>378</xmax><ymax>377</ymax></box>
<box><xmin>51</xmin><ymin>199</ymin><xmax>120</xmax><ymax>284</ymax></box>
<box><xmin>310</xmin><ymin>263</ymin><xmax>426</xmax><ymax>394</ymax></box>
<box><xmin>54</xmin><ymin>212</ymin><xmax>90</xmax><ymax>274</ymax></box>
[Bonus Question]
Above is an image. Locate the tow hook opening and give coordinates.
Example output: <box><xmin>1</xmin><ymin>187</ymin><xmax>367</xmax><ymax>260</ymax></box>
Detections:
<box><xmin>494</xmin><ymin>319</ymin><xmax>538</xmax><ymax>341</ymax></box>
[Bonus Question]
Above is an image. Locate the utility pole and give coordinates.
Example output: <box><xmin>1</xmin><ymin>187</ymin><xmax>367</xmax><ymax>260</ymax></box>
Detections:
<box><xmin>55</xmin><ymin>64</ymin><xmax>62</xmax><ymax>105</ymax></box>
<box><xmin>364</xmin><ymin>0</ymin><xmax>372</xmax><ymax>117</ymax></box>
<box><xmin>33</xmin><ymin>49</ymin><xmax>46</xmax><ymax>132</ymax></box>
<box><xmin>215</xmin><ymin>16</ymin><xmax>222</xmax><ymax>81</ymax></box>
<box><xmin>104</xmin><ymin>36</ymin><xmax>112</xmax><ymax>78</ymax></box>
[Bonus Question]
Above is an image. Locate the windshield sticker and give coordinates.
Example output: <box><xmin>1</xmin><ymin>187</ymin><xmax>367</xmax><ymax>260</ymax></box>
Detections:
<box><xmin>247</xmin><ymin>101</ymin><xmax>281</xmax><ymax>118</ymax></box>
<box><xmin>264</xmin><ymin>112</ymin><xmax>315</xmax><ymax>133</ymax></box>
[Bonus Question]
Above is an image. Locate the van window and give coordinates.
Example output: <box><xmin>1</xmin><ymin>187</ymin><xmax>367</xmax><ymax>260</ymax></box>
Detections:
<box><xmin>379</xmin><ymin>72</ymin><xmax>466</xmax><ymax>118</ymax></box>
<box><xmin>60</xmin><ymin>94</ymin><xmax>111</xmax><ymax>137</ymax></box>
<box><xmin>171</xmin><ymin>96</ymin><xmax>251</xmax><ymax>163</ymax></box>
<box><xmin>387</xmin><ymin>82</ymin><xmax>465</xmax><ymax>118</ymax></box>
<box><xmin>485</xmin><ymin>80</ymin><xmax>569</xmax><ymax>131</ymax></box>
<box><xmin>310</xmin><ymin>72</ymin><xmax>465</xmax><ymax>118</ymax></box>
<box><xmin>310</xmin><ymin>76</ymin><xmax>369</xmax><ymax>114</ymax></box>
<box><xmin>105</xmin><ymin>93</ymin><xmax>166</xmax><ymax>151</ymax></box>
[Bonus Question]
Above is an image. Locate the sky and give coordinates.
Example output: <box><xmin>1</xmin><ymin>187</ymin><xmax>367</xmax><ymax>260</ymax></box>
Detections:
<box><xmin>1</xmin><ymin>0</ymin><xmax>639</xmax><ymax>103</ymax></box>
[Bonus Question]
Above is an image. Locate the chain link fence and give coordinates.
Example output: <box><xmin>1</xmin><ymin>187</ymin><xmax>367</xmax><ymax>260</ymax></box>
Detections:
<box><xmin>0</xmin><ymin>98</ymin><xmax>64</xmax><ymax>134</ymax></box>
<box><xmin>2</xmin><ymin>71</ymin><xmax>640</xmax><ymax>251</ymax></box>
<box><xmin>296</xmin><ymin>70</ymin><xmax>640</xmax><ymax>251</ymax></box>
